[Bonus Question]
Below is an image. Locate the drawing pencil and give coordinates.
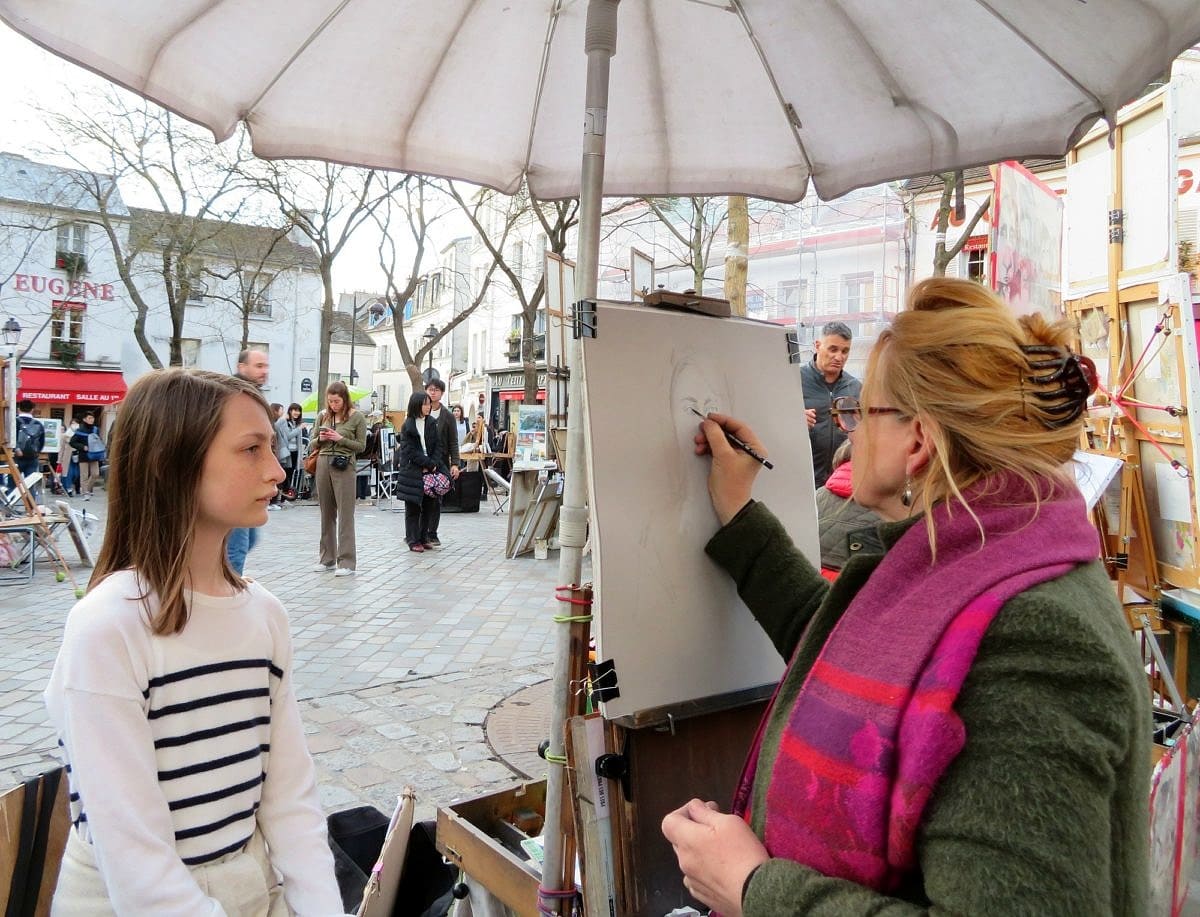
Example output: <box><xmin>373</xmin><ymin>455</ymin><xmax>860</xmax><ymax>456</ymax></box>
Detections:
<box><xmin>690</xmin><ymin>408</ymin><xmax>775</xmax><ymax>470</ymax></box>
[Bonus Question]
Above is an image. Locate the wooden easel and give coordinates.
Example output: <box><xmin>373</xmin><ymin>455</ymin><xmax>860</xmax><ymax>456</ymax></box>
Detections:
<box><xmin>0</xmin><ymin>443</ymin><xmax>79</xmax><ymax>590</ymax></box>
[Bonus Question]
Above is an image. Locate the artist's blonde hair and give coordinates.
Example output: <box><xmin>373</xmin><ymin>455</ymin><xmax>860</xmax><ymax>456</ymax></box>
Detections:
<box><xmin>863</xmin><ymin>278</ymin><xmax>1082</xmax><ymax>548</ymax></box>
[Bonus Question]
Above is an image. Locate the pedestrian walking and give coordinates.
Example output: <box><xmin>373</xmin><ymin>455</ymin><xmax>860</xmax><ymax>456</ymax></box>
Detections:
<box><xmin>62</xmin><ymin>418</ymin><xmax>81</xmax><ymax>496</ymax></box>
<box><xmin>43</xmin><ymin>368</ymin><xmax>343</xmax><ymax>915</ymax></box>
<box><xmin>273</xmin><ymin>402</ymin><xmax>303</xmax><ymax>507</ymax></box>
<box><xmin>310</xmin><ymin>381</ymin><xmax>367</xmax><ymax>576</ymax></box>
<box><xmin>68</xmin><ymin>411</ymin><xmax>104</xmax><ymax>501</ymax></box>
<box><xmin>227</xmin><ymin>348</ymin><xmax>270</xmax><ymax>573</ymax></box>
<box><xmin>422</xmin><ymin>379</ymin><xmax>459</xmax><ymax>547</ymax></box>
<box><xmin>397</xmin><ymin>391</ymin><xmax>443</xmax><ymax>553</ymax></box>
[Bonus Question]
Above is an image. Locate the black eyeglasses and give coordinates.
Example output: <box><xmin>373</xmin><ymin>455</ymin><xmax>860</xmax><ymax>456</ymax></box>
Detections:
<box><xmin>830</xmin><ymin>396</ymin><xmax>905</xmax><ymax>433</ymax></box>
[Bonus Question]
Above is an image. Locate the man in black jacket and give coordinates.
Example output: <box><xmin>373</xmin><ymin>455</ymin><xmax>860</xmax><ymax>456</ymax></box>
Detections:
<box><xmin>801</xmin><ymin>321</ymin><xmax>861</xmax><ymax>488</ymax></box>
<box><xmin>424</xmin><ymin>379</ymin><xmax>460</xmax><ymax>547</ymax></box>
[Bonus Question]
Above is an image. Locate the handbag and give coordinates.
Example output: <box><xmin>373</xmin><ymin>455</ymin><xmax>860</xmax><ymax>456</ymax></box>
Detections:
<box><xmin>1</xmin><ymin>767</ymin><xmax>70</xmax><ymax>917</ymax></box>
<box><xmin>85</xmin><ymin>431</ymin><xmax>106</xmax><ymax>462</ymax></box>
<box><xmin>422</xmin><ymin>471</ymin><xmax>451</xmax><ymax>497</ymax></box>
<box><xmin>303</xmin><ymin>449</ymin><xmax>319</xmax><ymax>476</ymax></box>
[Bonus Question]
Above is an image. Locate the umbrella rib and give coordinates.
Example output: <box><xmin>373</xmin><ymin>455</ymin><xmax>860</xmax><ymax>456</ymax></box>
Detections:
<box><xmin>967</xmin><ymin>0</ymin><xmax>1129</xmax><ymax>122</ymax></box>
<box><xmin>817</xmin><ymin>0</ymin><xmax>960</xmax><ymax>188</ymax></box>
<box><xmin>144</xmin><ymin>0</ymin><xmax>226</xmax><ymax>89</ymax></box>
<box><xmin>729</xmin><ymin>1</ymin><xmax>814</xmax><ymax>184</ymax></box>
<box><xmin>242</xmin><ymin>0</ymin><xmax>358</xmax><ymax>118</ymax></box>
<box><xmin>523</xmin><ymin>0</ymin><xmax>568</xmax><ymax>181</ymax></box>
<box><xmin>644</xmin><ymin>0</ymin><xmax>671</xmax><ymax>190</ymax></box>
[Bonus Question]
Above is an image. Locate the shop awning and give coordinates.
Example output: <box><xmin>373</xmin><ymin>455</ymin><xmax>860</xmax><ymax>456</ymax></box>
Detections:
<box><xmin>17</xmin><ymin>367</ymin><xmax>127</xmax><ymax>404</ymax></box>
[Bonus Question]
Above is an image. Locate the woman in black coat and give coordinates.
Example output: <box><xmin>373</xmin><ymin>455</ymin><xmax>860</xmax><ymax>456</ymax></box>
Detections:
<box><xmin>398</xmin><ymin>391</ymin><xmax>443</xmax><ymax>552</ymax></box>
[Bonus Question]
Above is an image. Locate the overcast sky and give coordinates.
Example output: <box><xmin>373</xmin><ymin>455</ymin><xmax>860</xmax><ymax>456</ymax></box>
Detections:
<box><xmin>0</xmin><ymin>22</ymin><xmax>470</xmax><ymax>299</ymax></box>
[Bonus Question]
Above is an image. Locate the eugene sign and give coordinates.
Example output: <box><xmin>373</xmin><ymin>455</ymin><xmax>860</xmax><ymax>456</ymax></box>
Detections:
<box><xmin>13</xmin><ymin>274</ymin><xmax>115</xmax><ymax>301</ymax></box>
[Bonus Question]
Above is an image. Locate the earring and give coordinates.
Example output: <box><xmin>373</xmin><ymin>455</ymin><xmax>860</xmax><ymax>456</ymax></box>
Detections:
<box><xmin>901</xmin><ymin>475</ymin><xmax>914</xmax><ymax>508</ymax></box>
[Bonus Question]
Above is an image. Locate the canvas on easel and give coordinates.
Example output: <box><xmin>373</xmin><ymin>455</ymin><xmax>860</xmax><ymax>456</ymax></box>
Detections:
<box><xmin>581</xmin><ymin>302</ymin><xmax>819</xmax><ymax>723</ymax></box>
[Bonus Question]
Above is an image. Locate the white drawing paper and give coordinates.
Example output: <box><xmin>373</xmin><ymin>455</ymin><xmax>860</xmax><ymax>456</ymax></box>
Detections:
<box><xmin>1155</xmin><ymin>462</ymin><xmax>1194</xmax><ymax>524</ymax></box>
<box><xmin>582</xmin><ymin>303</ymin><xmax>819</xmax><ymax>720</ymax></box>
<box><xmin>1072</xmin><ymin>450</ymin><xmax>1123</xmax><ymax>511</ymax></box>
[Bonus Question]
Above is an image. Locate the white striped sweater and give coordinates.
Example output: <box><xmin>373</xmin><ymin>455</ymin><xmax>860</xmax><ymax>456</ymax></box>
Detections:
<box><xmin>45</xmin><ymin>570</ymin><xmax>343</xmax><ymax>915</ymax></box>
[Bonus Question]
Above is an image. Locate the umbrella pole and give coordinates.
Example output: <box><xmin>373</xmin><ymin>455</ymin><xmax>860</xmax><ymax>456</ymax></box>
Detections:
<box><xmin>542</xmin><ymin>0</ymin><xmax>619</xmax><ymax>912</ymax></box>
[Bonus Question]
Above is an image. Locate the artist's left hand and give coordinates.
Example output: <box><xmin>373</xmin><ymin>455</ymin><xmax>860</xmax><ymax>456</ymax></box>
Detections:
<box><xmin>449</xmin><ymin>465</ymin><xmax>461</xmax><ymax>480</ymax></box>
<box><xmin>661</xmin><ymin>799</ymin><xmax>769</xmax><ymax>917</ymax></box>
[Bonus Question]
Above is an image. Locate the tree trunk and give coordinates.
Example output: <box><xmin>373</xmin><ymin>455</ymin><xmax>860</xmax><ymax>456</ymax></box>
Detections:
<box><xmin>317</xmin><ymin>258</ymin><xmax>335</xmax><ymax>397</ymax></box>
<box><xmin>131</xmin><ymin>302</ymin><xmax>162</xmax><ymax>370</ymax></box>
<box><xmin>724</xmin><ymin>195</ymin><xmax>749</xmax><ymax>316</ymax></box>
<box><xmin>406</xmin><ymin>361</ymin><xmax>423</xmax><ymax>395</ymax></box>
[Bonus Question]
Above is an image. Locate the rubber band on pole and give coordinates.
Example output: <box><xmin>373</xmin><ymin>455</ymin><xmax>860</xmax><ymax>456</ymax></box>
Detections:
<box><xmin>538</xmin><ymin>885</ymin><xmax>579</xmax><ymax>915</ymax></box>
<box><xmin>543</xmin><ymin>751</ymin><xmax>568</xmax><ymax>766</ymax></box>
<box><xmin>553</xmin><ymin>614</ymin><xmax>593</xmax><ymax>624</ymax></box>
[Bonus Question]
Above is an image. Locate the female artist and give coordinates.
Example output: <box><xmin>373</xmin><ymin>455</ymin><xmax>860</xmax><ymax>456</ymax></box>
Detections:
<box><xmin>663</xmin><ymin>278</ymin><xmax>1149</xmax><ymax>915</ymax></box>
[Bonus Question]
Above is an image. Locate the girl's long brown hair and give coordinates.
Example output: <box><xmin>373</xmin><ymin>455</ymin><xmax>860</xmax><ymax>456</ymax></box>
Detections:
<box><xmin>90</xmin><ymin>369</ymin><xmax>273</xmax><ymax>635</ymax></box>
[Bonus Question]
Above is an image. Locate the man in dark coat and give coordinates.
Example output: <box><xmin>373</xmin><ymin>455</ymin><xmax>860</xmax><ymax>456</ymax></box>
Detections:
<box><xmin>801</xmin><ymin>321</ymin><xmax>861</xmax><ymax>488</ymax></box>
<box><xmin>423</xmin><ymin>379</ymin><xmax>460</xmax><ymax>547</ymax></box>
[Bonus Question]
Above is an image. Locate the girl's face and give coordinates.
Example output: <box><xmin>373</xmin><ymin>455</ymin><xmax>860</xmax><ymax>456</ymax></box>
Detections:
<box><xmin>289</xmin><ymin>407</ymin><xmax>301</xmax><ymax>421</ymax></box>
<box><xmin>196</xmin><ymin>394</ymin><xmax>285</xmax><ymax>535</ymax></box>
<box><xmin>453</xmin><ymin>406</ymin><xmax>463</xmax><ymax>421</ymax></box>
<box><xmin>420</xmin><ymin>397</ymin><xmax>431</xmax><ymax>417</ymax></box>
<box><xmin>327</xmin><ymin>393</ymin><xmax>345</xmax><ymax>414</ymax></box>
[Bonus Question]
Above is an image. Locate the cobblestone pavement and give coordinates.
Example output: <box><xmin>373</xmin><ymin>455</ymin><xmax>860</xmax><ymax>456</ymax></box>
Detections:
<box><xmin>0</xmin><ymin>491</ymin><xmax>573</xmax><ymax>822</ymax></box>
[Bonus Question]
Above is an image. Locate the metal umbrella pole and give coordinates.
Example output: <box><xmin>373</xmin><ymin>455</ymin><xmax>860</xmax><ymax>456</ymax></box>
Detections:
<box><xmin>540</xmin><ymin>0</ymin><xmax>619</xmax><ymax>910</ymax></box>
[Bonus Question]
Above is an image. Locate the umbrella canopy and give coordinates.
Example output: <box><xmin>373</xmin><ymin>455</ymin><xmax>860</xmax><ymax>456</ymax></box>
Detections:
<box><xmin>300</xmin><ymin>385</ymin><xmax>371</xmax><ymax>414</ymax></box>
<box><xmin>3</xmin><ymin>0</ymin><xmax>1198</xmax><ymax>203</ymax></box>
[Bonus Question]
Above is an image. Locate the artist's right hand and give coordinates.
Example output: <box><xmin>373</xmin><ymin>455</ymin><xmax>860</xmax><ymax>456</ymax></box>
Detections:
<box><xmin>694</xmin><ymin>412</ymin><xmax>766</xmax><ymax>527</ymax></box>
<box><xmin>805</xmin><ymin>408</ymin><xmax>817</xmax><ymax>429</ymax></box>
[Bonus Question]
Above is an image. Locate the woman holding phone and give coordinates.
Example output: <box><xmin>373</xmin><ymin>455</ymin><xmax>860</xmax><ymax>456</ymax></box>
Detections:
<box><xmin>310</xmin><ymin>381</ymin><xmax>366</xmax><ymax>576</ymax></box>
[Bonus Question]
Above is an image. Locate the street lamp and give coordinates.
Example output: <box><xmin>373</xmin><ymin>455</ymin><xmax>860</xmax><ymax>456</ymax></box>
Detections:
<box><xmin>3</xmin><ymin>317</ymin><xmax>21</xmax><ymax>449</ymax></box>
<box><xmin>423</xmin><ymin>323</ymin><xmax>438</xmax><ymax>378</ymax></box>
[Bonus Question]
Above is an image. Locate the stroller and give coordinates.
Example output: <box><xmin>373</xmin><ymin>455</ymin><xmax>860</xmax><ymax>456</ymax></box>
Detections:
<box><xmin>284</xmin><ymin>430</ymin><xmax>313</xmax><ymax>500</ymax></box>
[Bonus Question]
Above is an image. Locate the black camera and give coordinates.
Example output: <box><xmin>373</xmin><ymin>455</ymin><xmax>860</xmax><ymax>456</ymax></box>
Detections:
<box><xmin>331</xmin><ymin>454</ymin><xmax>350</xmax><ymax>470</ymax></box>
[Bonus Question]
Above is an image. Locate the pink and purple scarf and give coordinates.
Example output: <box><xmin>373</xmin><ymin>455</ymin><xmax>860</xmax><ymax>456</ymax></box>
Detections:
<box><xmin>732</xmin><ymin>474</ymin><xmax>1099</xmax><ymax>892</ymax></box>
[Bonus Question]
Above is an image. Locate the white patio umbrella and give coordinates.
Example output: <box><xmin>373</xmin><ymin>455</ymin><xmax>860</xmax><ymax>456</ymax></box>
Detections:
<box><xmin>6</xmin><ymin>0</ymin><xmax>1199</xmax><ymax>909</ymax></box>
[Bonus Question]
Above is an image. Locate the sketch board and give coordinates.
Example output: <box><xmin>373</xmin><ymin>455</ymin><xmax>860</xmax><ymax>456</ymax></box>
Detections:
<box><xmin>1125</xmin><ymin>288</ymin><xmax>1200</xmax><ymax>589</ymax></box>
<box><xmin>582</xmin><ymin>302</ymin><xmax>819</xmax><ymax>721</ymax></box>
<box><xmin>990</xmin><ymin>161</ymin><xmax>1063</xmax><ymax>320</ymax></box>
<box><xmin>544</xmin><ymin>252</ymin><xmax>576</xmax><ymax>435</ymax></box>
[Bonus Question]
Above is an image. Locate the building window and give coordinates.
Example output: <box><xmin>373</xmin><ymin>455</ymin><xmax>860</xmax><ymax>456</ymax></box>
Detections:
<box><xmin>967</xmin><ymin>247</ymin><xmax>987</xmax><ymax>283</ymax></box>
<box><xmin>378</xmin><ymin>344</ymin><xmax>390</xmax><ymax>371</ymax></box>
<box><xmin>245</xmin><ymin>272</ymin><xmax>274</xmax><ymax>316</ymax></box>
<box><xmin>55</xmin><ymin>222</ymin><xmax>88</xmax><ymax>273</ymax></box>
<box><xmin>185</xmin><ymin>261</ymin><xmax>206</xmax><ymax>303</ymax></box>
<box><xmin>50</xmin><ymin>300</ymin><xmax>86</xmax><ymax>361</ymax></box>
<box><xmin>377</xmin><ymin>385</ymin><xmax>388</xmax><ymax>410</ymax></box>
<box><xmin>746</xmin><ymin>289</ymin><xmax>765</xmax><ymax>315</ymax></box>
<box><xmin>841</xmin><ymin>272</ymin><xmax>874</xmax><ymax>313</ymax></box>
<box><xmin>180</xmin><ymin>338</ymin><xmax>201</xmax><ymax>368</ymax></box>
<box><xmin>510</xmin><ymin>240</ymin><xmax>524</xmax><ymax>277</ymax></box>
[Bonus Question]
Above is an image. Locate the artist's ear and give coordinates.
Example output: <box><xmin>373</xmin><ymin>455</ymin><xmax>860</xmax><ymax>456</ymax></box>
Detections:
<box><xmin>906</xmin><ymin>413</ymin><xmax>937</xmax><ymax>478</ymax></box>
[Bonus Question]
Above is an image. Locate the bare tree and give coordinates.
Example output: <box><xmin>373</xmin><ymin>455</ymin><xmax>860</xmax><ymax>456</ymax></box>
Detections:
<box><xmin>448</xmin><ymin>183</ymin><xmax>579</xmax><ymax>403</ymax></box>
<box><xmin>252</xmin><ymin>160</ymin><xmax>386</xmax><ymax>395</ymax></box>
<box><xmin>197</xmin><ymin>221</ymin><xmax>305</xmax><ymax>351</ymax></box>
<box><xmin>724</xmin><ymin>195</ymin><xmax>749</xmax><ymax>315</ymax></box>
<box><xmin>605</xmin><ymin>196</ymin><xmax>728</xmax><ymax>295</ymax></box>
<box><xmin>372</xmin><ymin>176</ymin><xmax>501</xmax><ymax>394</ymax></box>
<box><xmin>931</xmin><ymin>172</ymin><xmax>991</xmax><ymax>277</ymax></box>
<box><xmin>39</xmin><ymin>89</ymin><xmax>255</xmax><ymax>367</ymax></box>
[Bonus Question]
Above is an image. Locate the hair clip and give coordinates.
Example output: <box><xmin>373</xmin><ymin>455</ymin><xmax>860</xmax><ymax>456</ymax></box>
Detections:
<box><xmin>1020</xmin><ymin>344</ymin><xmax>1098</xmax><ymax>429</ymax></box>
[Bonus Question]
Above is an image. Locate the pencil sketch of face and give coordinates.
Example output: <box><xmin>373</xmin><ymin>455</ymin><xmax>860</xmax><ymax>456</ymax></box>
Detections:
<box><xmin>669</xmin><ymin>352</ymin><xmax>732</xmax><ymax>518</ymax></box>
